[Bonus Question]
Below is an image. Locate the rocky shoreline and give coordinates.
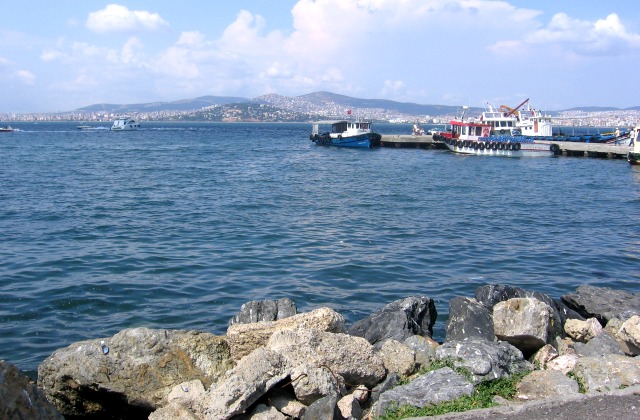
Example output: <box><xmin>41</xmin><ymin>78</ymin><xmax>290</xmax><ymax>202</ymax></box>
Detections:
<box><xmin>2</xmin><ymin>284</ymin><xmax>640</xmax><ymax>419</ymax></box>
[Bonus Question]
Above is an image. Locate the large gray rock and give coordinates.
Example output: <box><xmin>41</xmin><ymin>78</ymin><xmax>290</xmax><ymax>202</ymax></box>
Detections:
<box><xmin>226</xmin><ymin>307</ymin><xmax>346</xmax><ymax>360</ymax></box>
<box><xmin>561</xmin><ymin>285</ymin><xmax>640</xmax><ymax>325</ymax></box>
<box><xmin>37</xmin><ymin>328</ymin><xmax>233</xmax><ymax>418</ymax></box>
<box><xmin>347</xmin><ymin>296</ymin><xmax>437</xmax><ymax>346</ymax></box>
<box><xmin>574</xmin><ymin>331</ymin><xmax>625</xmax><ymax>357</ymax></box>
<box><xmin>515</xmin><ymin>370</ymin><xmax>581</xmax><ymax>400</ymax></box>
<box><xmin>373</xmin><ymin>367</ymin><xmax>474</xmax><ymax>418</ymax></box>
<box><xmin>267</xmin><ymin>328</ymin><xmax>386</xmax><ymax>388</ymax></box>
<box><xmin>403</xmin><ymin>335</ymin><xmax>438</xmax><ymax>367</ymax></box>
<box><xmin>0</xmin><ymin>360</ymin><xmax>63</xmax><ymax>420</ymax></box>
<box><xmin>493</xmin><ymin>298</ymin><xmax>556</xmax><ymax>357</ymax></box>
<box><xmin>445</xmin><ymin>296</ymin><xmax>494</xmax><ymax>342</ymax></box>
<box><xmin>378</xmin><ymin>339</ymin><xmax>415</xmax><ymax>376</ymax></box>
<box><xmin>301</xmin><ymin>392</ymin><xmax>338</xmax><ymax>420</ymax></box>
<box><xmin>229</xmin><ymin>298</ymin><xmax>297</xmax><ymax>325</ymax></box>
<box><xmin>436</xmin><ymin>339</ymin><xmax>532</xmax><ymax>383</ymax></box>
<box><xmin>572</xmin><ymin>354</ymin><xmax>640</xmax><ymax>393</ymax></box>
<box><xmin>197</xmin><ymin>347</ymin><xmax>290</xmax><ymax>419</ymax></box>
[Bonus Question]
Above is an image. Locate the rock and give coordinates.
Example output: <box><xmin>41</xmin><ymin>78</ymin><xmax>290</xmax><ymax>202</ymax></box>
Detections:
<box><xmin>267</xmin><ymin>328</ymin><xmax>386</xmax><ymax>388</ymax></box>
<box><xmin>337</xmin><ymin>393</ymin><xmax>363</xmax><ymax>419</ymax></box>
<box><xmin>574</xmin><ymin>331</ymin><xmax>624</xmax><ymax>357</ymax></box>
<box><xmin>403</xmin><ymin>335</ymin><xmax>438</xmax><ymax>367</ymax></box>
<box><xmin>378</xmin><ymin>339</ymin><xmax>415</xmax><ymax>376</ymax></box>
<box><xmin>229</xmin><ymin>298</ymin><xmax>297</xmax><ymax>325</ymax></box>
<box><xmin>266</xmin><ymin>388</ymin><xmax>307</xmax><ymax>418</ymax></box>
<box><xmin>245</xmin><ymin>403</ymin><xmax>287</xmax><ymax>420</ymax></box>
<box><xmin>37</xmin><ymin>328</ymin><xmax>233</xmax><ymax>418</ymax></box>
<box><xmin>493</xmin><ymin>298</ymin><xmax>556</xmax><ymax>357</ymax></box>
<box><xmin>289</xmin><ymin>365</ymin><xmax>344</xmax><ymax>406</ymax></box>
<box><xmin>572</xmin><ymin>354</ymin><xmax>640</xmax><ymax>393</ymax></box>
<box><xmin>196</xmin><ymin>347</ymin><xmax>290</xmax><ymax>420</ymax></box>
<box><xmin>605</xmin><ymin>318</ymin><xmax>640</xmax><ymax>356</ymax></box>
<box><xmin>545</xmin><ymin>354</ymin><xmax>579</xmax><ymax>375</ymax></box>
<box><xmin>0</xmin><ymin>360</ymin><xmax>64</xmax><ymax>420</ymax></box>
<box><xmin>226</xmin><ymin>307</ymin><xmax>346</xmax><ymax>360</ymax></box>
<box><xmin>435</xmin><ymin>339</ymin><xmax>532</xmax><ymax>383</ymax></box>
<box><xmin>347</xmin><ymin>296</ymin><xmax>437</xmax><ymax>346</ymax></box>
<box><xmin>620</xmin><ymin>315</ymin><xmax>640</xmax><ymax>348</ymax></box>
<box><xmin>564</xmin><ymin>318</ymin><xmax>603</xmax><ymax>342</ymax></box>
<box><xmin>532</xmin><ymin>344</ymin><xmax>558</xmax><ymax>370</ymax></box>
<box><xmin>445</xmin><ymin>297</ymin><xmax>495</xmax><ymax>342</ymax></box>
<box><xmin>515</xmin><ymin>370</ymin><xmax>580</xmax><ymax>400</ymax></box>
<box><xmin>166</xmin><ymin>379</ymin><xmax>206</xmax><ymax>411</ymax></box>
<box><xmin>301</xmin><ymin>392</ymin><xmax>338</xmax><ymax>420</ymax></box>
<box><xmin>370</xmin><ymin>373</ymin><xmax>399</xmax><ymax>404</ymax></box>
<box><xmin>148</xmin><ymin>401</ymin><xmax>200</xmax><ymax>420</ymax></box>
<box><xmin>561</xmin><ymin>285</ymin><xmax>640</xmax><ymax>325</ymax></box>
<box><xmin>373</xmin><ymin>367</ymin><xmax>474</xmax><ymax>418</ymax></box>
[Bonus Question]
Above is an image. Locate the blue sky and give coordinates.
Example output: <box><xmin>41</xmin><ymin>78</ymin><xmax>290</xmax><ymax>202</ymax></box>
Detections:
<box><xmin>1</xmin><ymin>1</ymin><xmax>639</xmax><ymax>112</ymax></box>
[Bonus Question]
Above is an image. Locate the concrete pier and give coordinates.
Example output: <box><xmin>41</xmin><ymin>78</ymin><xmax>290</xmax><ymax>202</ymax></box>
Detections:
<box><xmin>380</xmin><ymin>135</ymin><xmax>632</xmax><ymax>159</ymax></box>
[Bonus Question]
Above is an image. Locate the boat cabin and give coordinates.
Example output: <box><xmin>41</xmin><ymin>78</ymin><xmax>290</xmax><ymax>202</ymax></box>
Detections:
<box><xmin>449</xmin><ymin>120</ymin><xmax>491</xmax><ymax>140</ymax></box>
<box><xmin>311</xmin><ymin>120</ymin><xmax>372</xmax><ymax>138</ymax></box>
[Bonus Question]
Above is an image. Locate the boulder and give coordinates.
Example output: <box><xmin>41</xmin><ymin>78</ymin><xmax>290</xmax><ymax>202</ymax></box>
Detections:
<box><xmin>620</xmin><ymin>315</ymin><xmax>640</xmax><ymax>349</ymax></box>
<box><xmin>148</xmin><ymin>401</ymin><xmax>200</xmax><ymax>420</ymax></box>
<box><xmin>564</xmin><ymin>318</ymin><xmax>603</xmax><ymax>342</ymax></box>
<box><xmin>266</xmin><ymin>388</ymin><xmax>307</xmax><ymax>418</ymax></box>
<box><xmin>370</xmin><ymin>373</ymin><xmax>400</xmax><ymax>404</ymax></box>
<box><xmin>229</xmin><ymin>298</ymin><xmax>297</xmax><ymax>325</ymax></box>
<box><xmin>373</xmin><ymin>367</ymin><xmax>474</xmax><ymax>418</ymax></box>
<box><xmin>288</xmin><ymin>365</ymin><xmax>344</xmax><ymax>406</ymax></box>
<box><xmin>347</xmin><ymin>296</ymin><xmax>437</xmax><ymax>346</ymax></box>
<box><xmin>532</xmin><ymin>344</ymin><xmax>559</xmax><ymax>370</ymax></box>
<box><xmin>196</xmin><ymin>347</ymin><xmax>290</xmax><ymax>419</ymax></box>
<box><xmin>337</xmin><ymin>393</ymin><xmax>363</xmax><ymax>420</ymax></box>
<box><xmin>561</xmin><ymin>285</ymin><xmax>640</xmax><ymax>325</ymax></box>
<box><xmin>605</xmin><ymin>318</ymin><xmax>640</xmax><ymax>356</ymax></box>
<box><xmin>226</xmin><ymin>307</ymin><xmax>346</xmax><ymax>360</ymax></box>
<box><xmin>515</xmin><ymin>370</ymin><xmax>580</xmax><ymax>400</ymax></box>
<box><xmin>574</xmin><ymin>331</ymin><xmax>625</xmax><ymax>357</ymax></box>
<box><xmin>267</xmin><ymin>328</ymin><xmax>386</xmax><ymax>388</ymax></box>
<box><xmin>493</xmin><ymin>298</ymin><xmax>557</xmax><ymax>356</ymax></box>
<box><xmin>378</xmin><ymin>339</ymin><xmax>415</xmax><ymax>376</ymax></box>
<box><xmin>37</xmin><ymin>328</ymin><xmax>233</xmax><ymax>418</ymax></box>
<box><xmin>245</xmin><ymin>403</ymin><xmax>287</xmax><ymax>420</ymax></box>
<box><xmin>165</xmin><ymin>379</ymin><xmax>206</xmax><ymax>412</ymax></box>
<box><xmin>0</xmin><ymin>360</ymin><xmax>63</xmax><ymax>420</ymax></box>
<box><xmin>403</xmin><ymin>335</ymin><xmax>438</xmax><ymax>367</ymax></box>
<box><xmin>301</xmin><ymin>393</ymin><xmax>339</xmax><ymax>420</ymax></box>
<box><xmin>435</xmin><ymin>339</ymin><xmax>532</xmax><ymax>383</ymax></box>
<box><xmin>545</xmin><ymin>354</ymin><xmax>579</xmax><ymax>375</ymax></box>
<box><xmin>572</xmin><ymin>354</ymin><xmax>640</xmax><ymax>393</ymax></box>
<box><xmin>444</xmin><ymin>296</ymin><xmax>494</xmax><ymax>342</ymax></box>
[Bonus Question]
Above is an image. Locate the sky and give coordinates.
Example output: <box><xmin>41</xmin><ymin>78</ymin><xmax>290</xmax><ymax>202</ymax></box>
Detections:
<box><xmin>1</xmin><ymin>0</ymin><xmax>640</xmax><ymax>113</ymax></box>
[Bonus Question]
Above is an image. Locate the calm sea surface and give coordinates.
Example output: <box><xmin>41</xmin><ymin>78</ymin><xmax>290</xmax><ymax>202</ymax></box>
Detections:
<box><xmin>1</xmin><ymin>122</ymin><xmax>639</xmax><ymax>376</ymax></box>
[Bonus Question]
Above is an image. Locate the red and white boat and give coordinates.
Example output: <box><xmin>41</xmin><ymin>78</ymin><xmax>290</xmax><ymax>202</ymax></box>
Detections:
<box><xmin>434</xmin><ymin>107</ymin><xmax>558</xmax><ymax>157</ymax></box>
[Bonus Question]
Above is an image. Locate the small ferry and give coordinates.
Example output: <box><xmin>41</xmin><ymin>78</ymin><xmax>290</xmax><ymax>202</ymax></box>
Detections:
<box><xmin>110</xmin><ymin>117</ymin><xmax>140</xmax><ymax>131</ymax></box>
<box><xmin>310</xmin><ymin>120</ymin><xmax>381</xmax><ymax>148</ymax></box>
<box><xmin>434</xmin><ymin>106</ymin><xmax>557</xmax><ymax>157</ymax></box>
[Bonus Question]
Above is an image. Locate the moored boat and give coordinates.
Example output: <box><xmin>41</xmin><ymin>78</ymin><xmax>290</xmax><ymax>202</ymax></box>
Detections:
<box><xmin>110</xmin><ymin>117</ymin><xmax>140</xmax><ymax>131</ymax></box>
<box><xmin>309</xmin><ymin>120</ymin><xmax>381</xmax><ymax>148</ymax></box>
<box><xmin>434</xmin><ymin>107</ymin><xmax>557</xmax><ymax>157</ymax></box>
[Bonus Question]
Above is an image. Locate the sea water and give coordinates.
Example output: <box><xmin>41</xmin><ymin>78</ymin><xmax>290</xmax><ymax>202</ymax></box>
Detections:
<box><xmin>1</xmin><ymin>122</ymin><xmax>639</xmax><ymax>376</ymax></box>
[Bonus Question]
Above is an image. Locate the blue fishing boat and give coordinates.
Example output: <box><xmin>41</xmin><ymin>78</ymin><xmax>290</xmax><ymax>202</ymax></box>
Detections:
<box><xmin>309</xmin><ymin>120</ymin><xmax>381</xmax><ymax>148</ymax></box>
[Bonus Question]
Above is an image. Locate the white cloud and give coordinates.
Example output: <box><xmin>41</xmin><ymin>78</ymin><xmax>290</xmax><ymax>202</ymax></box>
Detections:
<box><xmin>492</xmin><ymin>12</ymin><xmax>640</xmax><ymax>57</ymax></box>
<box><xmin>86</xmin><ymin>4</ymin><xmax>169</xmax><ymax>33</ymax></box>
<box><xmin>177</xmin><ymin>31</ymin><xmax>207</xmax><ymax>47</ymax></box>
<box><xmin>16</xmin><ymin>70</ymin><xmax>36</xmax><ymax>85</ymax></box>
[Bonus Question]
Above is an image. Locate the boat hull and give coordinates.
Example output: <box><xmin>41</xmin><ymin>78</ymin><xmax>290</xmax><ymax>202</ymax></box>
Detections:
<box><xmin>441</xmin><ymin>137</ymin><xmax>555</xmax><ymax>157</ymax></box>
<box><xmin>312</xmin><ymin>132</ymin><xmax>381</xmax><ymax>148</ymax></box>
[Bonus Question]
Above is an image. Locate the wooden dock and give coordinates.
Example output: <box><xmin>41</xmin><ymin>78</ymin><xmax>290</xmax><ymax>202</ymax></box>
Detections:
<box><xmin>380</xmin><ymin>135</ymin><xmax>632</xmax><ymax>159</ymax></box>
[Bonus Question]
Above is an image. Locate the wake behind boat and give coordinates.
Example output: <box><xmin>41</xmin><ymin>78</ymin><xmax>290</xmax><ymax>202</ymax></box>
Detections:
<box><xmin>434</xmin><ymin>106</ymin><xmax>557</xmax><ymax>157</ymax></box>
<box><xmin>310</xmin><ymin>120</ymin><xmax>381</xmax><ymax>148</ymax></box>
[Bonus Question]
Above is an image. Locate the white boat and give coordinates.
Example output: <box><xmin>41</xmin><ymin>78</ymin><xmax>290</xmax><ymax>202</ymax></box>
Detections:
<box><xmin>480</xmin><ymin>99</ymin><xmax>553</xmax><ymax>139</ymax></box>
<box><xmin>434</xmin><ymin>106</ymin><xmax>557</xmax><ymax>157</ymax></box>
<box><xmin>110</xmin><ymin>117</ymin><xmax>140</xmax><ymax>131</ymax></box>
<box><xmin>309</xmin><ymin>120</ymin><xmax>381</xmax><ymax>148</ymax></box>
<box><xmin>0</xmin><ymin>125</ymin><xmax>14</xmax><ymax>132</ymax></box>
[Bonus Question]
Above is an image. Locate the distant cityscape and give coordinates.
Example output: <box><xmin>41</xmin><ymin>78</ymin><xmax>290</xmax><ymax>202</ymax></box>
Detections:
<box><xmin>2</xmin><ymin>92</ymin><xmax>639</xmax><ymax>128</ymax></box>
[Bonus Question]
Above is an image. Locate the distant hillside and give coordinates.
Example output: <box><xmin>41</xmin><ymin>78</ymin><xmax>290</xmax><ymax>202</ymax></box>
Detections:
<box><xmin>562</xmin><ymin>106</ymin><xmax>620</xmax><ymax>112</ymax></box>
<box><xmin>76</xmin><ymin>95</ymin><xmax>249</xmax><ymax>113</ymax></box>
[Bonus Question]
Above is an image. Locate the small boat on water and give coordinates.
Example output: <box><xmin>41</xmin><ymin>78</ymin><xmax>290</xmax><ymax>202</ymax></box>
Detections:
<box><xmin>310</xmin><ymin>120</ymin><xmax>381</xmax><ymax>148</ymax></box>
<box><xmin>434</xmin><ymin>106</ymin><xmax>557</xmax><ymax>157</ymax></box>
<box><xmin>628</xmin><ymin>125</ymin><xmax>640</xmax><ymax>165</ymax></box>
<box><xmin>110</xmin><ymin>117</ymin><xmax>140</xmax><ymax>131</ymax></box>
<box><xmin>77</xmin><ymin>122</ymin><xmax>92</xmax><ymax>129</ymax></box>
<box><xmin>0</xmin><ymin>125</ymin><xmax>14</xmax><ymax>132</ymax></box>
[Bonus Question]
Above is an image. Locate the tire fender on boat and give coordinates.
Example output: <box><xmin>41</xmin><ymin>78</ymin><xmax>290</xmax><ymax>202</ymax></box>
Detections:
<box><xmin>478</xmin><ymin>142</ymin><xmax>485</xmax><ymax>150</ymax></box>
<box><xmin>513</xmin><ymin>142</ymin><xmax>521</xmax><ymax>151</ymax></box>
<box><xmin>550</xmin><ymin>144</ymin><xmax>560</xmax><ymax>153</ymax></box>
<box><xmin>337</xmin><ymin>135</ymin><xmax>342</xmax><ymax>140</ymax></box>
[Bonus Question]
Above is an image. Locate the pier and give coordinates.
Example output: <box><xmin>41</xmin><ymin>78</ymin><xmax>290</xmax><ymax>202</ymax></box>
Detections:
<box><xmin>380</xmin><ymin>135</ymin><xmax>632</xmax><ymax>159</ymax></box>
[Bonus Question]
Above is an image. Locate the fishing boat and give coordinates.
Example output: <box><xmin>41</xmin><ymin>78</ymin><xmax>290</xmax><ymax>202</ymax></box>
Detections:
<box><xmin>77</xmin><ymin>122</ymin><xmax>92</xmax><ymax>129</ymax></box>
<box><xmin>0</xmin><ymin>125</ymin><xmax>14</xmax><ymax>132</ymax></box>
<box><xmin>309</xmin><ymin>120</ymin><xmax>381</xmax><ymax>148</ymax></box>
<box><xmin>480</xmin><ymin>98</ymin><xmax>553</xmax><ymax>139</ymax></box>
<box><xmin>110</xmin><ymin>117</ymin><xmax>140</xmax><ymax>131</ymax></box>
<box><xmin>434</xmin><ymin>106</ymin><xmax>558</xmax><ymax>157</ymax></box>
<box><xmin>628</xmin><ymin>125</ymin><xmax>640</xmax><ymax>165</ymax></box>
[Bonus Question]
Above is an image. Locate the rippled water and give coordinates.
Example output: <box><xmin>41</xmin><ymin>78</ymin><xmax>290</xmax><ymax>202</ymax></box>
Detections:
<box><xmin>1</xmin><ymin>122</ymin><xmax>639</xmax><ymax>376</ymax></box>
